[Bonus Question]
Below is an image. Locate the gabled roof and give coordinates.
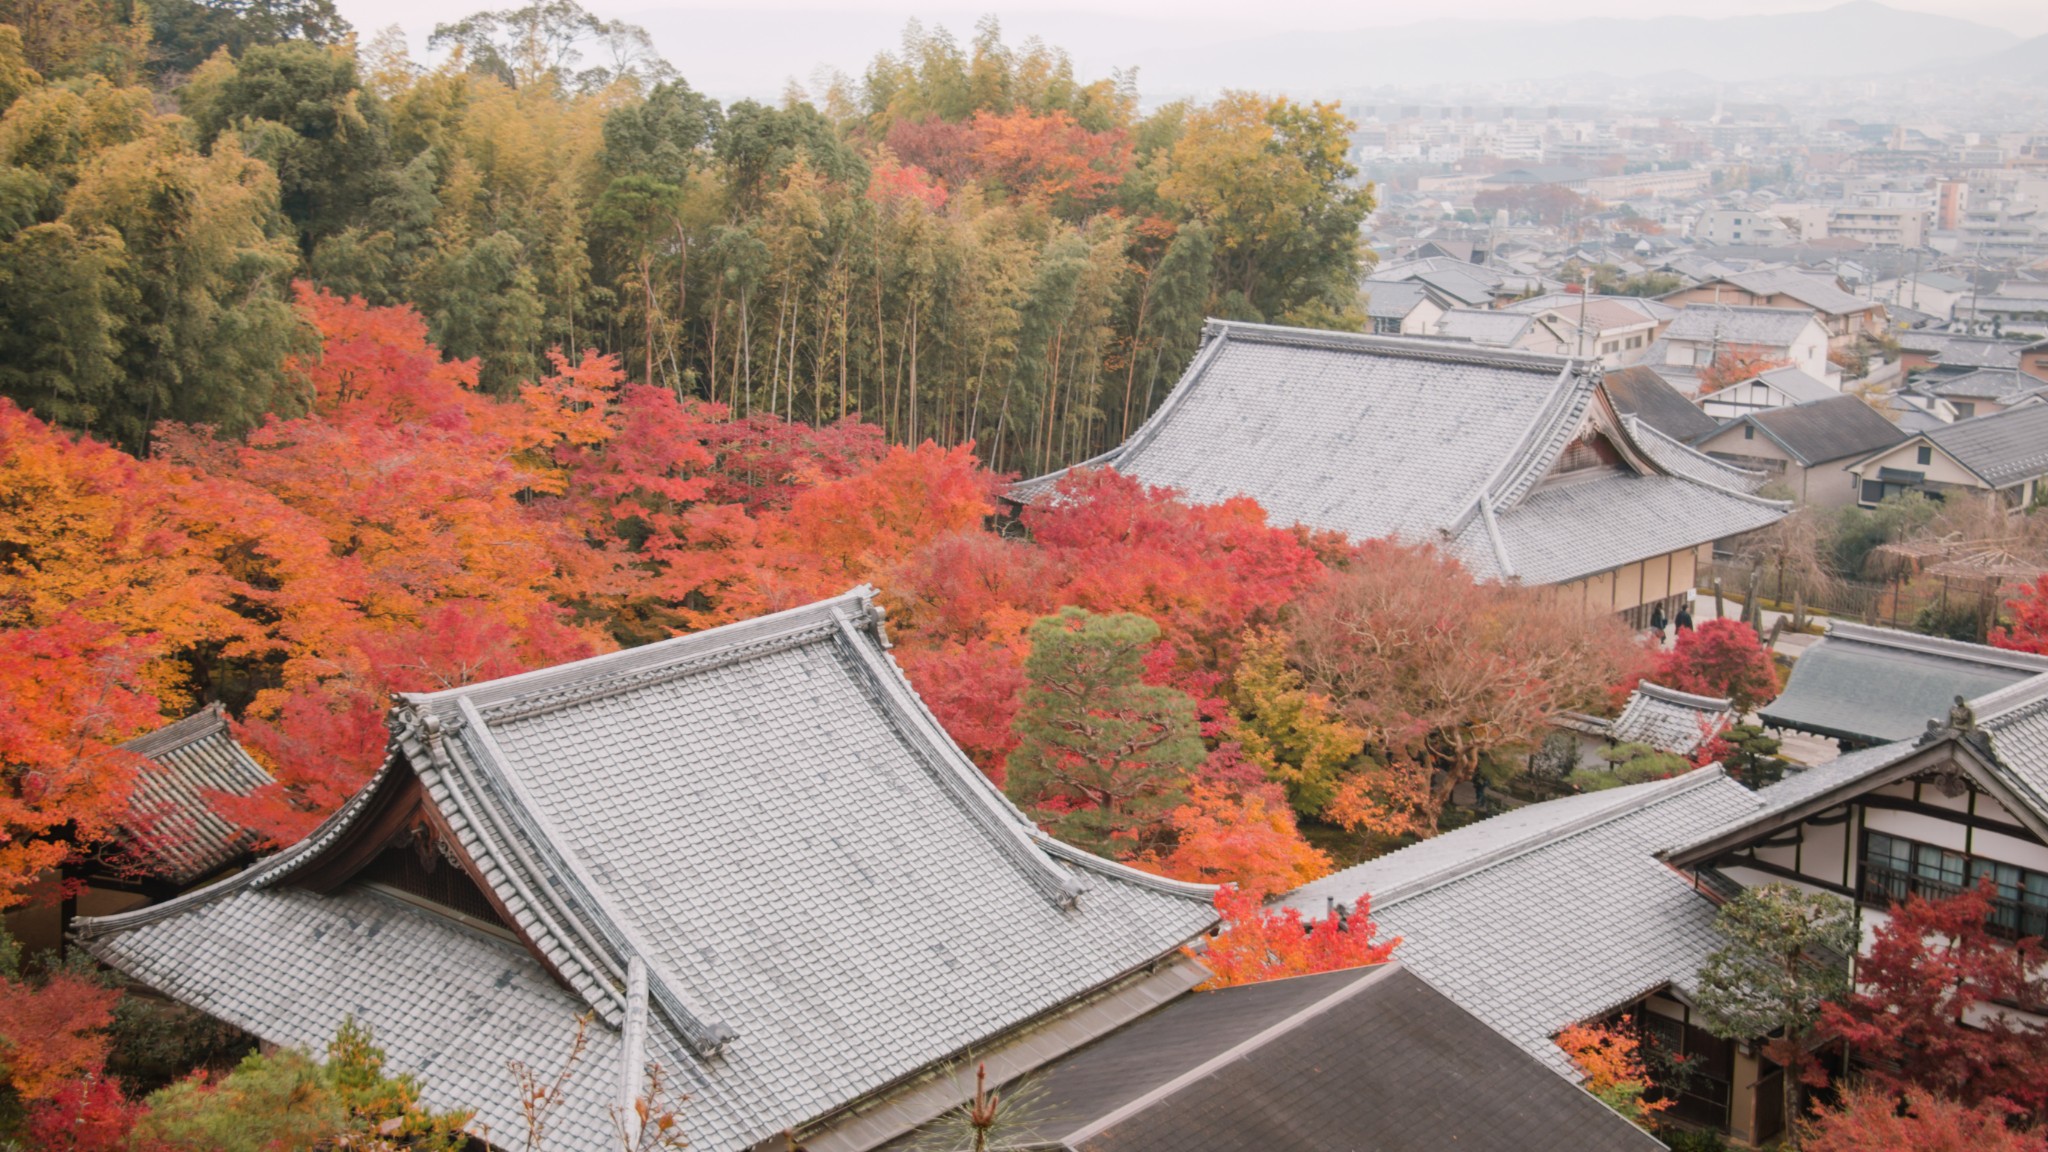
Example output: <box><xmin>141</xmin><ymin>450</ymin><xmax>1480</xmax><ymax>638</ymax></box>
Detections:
<box><xmin>1014</xmin><ymin>321</ymin><xmax>1785</xmax><ymax>586</ymax></box>
<box><xmin>113</xmin><ymin>704</ymin><xmax>273</xmax><ymax>886</ymax></box>
<box><xmin>1602</xmin><ymin>365</ymin><xmax>1721</xmax><ymax>442</ymax></box>
<box><xmin>1759</xmin><ymin>622</ymin><xmax>2048</xmax><ymax>745</ymax></box>
<box><xmin>1931</xmin><ymin>367</ymin><xmax>2039</xmax><ymax>401</ymax></box>
<box><xmin>1612</xmin><ymin>683</ymin><xmax>1733</xmax><ymax>755</ymax></box>
<box><xmin>79</xmin><ymin>590</ymin><xmax>1217</xmax><ymax>1151</ymax></box>
<box><xmin>1434</xmin><ymin>308</ymin><xmax>1544</xmax><ymax>346</ymax></box>
<box><xmin>1278</xmin><ymin>769</ymin><xmax>1761</xmax><ymax>1073</ymax></box>
<box><xmin>1713</xmin><ymin>266</ymin><xmax>1877</xmax><ymax>316</ymax></box>
<box><xmin>1896</xmin><ymin>332</ymin><xmax>2026</xmax><ymax>370</ymax></box>
<box><xmin>1913</xmin><ymin>404</ymin><xmax>2048</xmax><ymax>487</ymax></box>
<box><xmin>1664</xmin><ymin>305</ymin><xmax>1822</xmax><ymax>349</ymax></box>
<box><xmin>1363</xmin><ymin>280</ymin><xmax>1433</xmax><ymax>320</ymax></box>
<box><xmin>1749</xmin><ymin>366</ymin><xmax>1839</xmax><ymax>406</ymax></box>
<box><xmin>1712</xmin><ymin>394</ymin><xmax>1907</xmax><ymax>467</ymax></box>
<box><xmin>1504</xmin><ymin>293</ymin><xmax>1676</xmax><ymax>325</ymax></box>
<box><xmin>889</xmin><ymin>963</ymin><xmax>1661</xmax><ymax>1152</ymax></box>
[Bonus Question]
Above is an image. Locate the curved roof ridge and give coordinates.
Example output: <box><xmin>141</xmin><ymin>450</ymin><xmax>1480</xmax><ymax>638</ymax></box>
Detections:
<box><xmin>1634</xmin><ymin>681</ymin><xmax>1734</xmax><ymax>711</ymax></box>
<box><xmin>118</xmin><ymin>702</ymin><xmax>232</xmax><ymax>759</ymax></box>
<box><xmin>1201</xmin><ymin>319</ymin><xmax>1574</xmax><ymax>372</ymax></box>
<box><xmin>1626</xmin><ymin>415</ymin><xmax>1770</xmax><ymax>489</ymax></box>
<box><xmin>1485</xmin><ymin>362</ymin><xmax>1597</xmax><ymax>512</ymax></box>
<box><xmin>1826</xmin><ymin>621</ymin><xmax>2048</xmax><ymax>673</ymax></box>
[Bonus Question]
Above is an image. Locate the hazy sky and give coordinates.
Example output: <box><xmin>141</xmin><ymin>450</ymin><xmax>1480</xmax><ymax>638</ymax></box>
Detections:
<box><xmin>334</xmin><ymin>0</ymin><xmax>2046</xmax><ymax>39</ymax></box>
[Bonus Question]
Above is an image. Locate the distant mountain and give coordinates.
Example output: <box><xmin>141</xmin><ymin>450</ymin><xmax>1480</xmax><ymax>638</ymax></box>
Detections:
<box><xmin>1961</xmin><ymin>32</ymin><xmax>2048</xmax><ymax>84</ymax></box>
<box><xmin>1137</xmin><ymin>2</ymin><xmax>2022</xmax><ymax>95</ymax></box>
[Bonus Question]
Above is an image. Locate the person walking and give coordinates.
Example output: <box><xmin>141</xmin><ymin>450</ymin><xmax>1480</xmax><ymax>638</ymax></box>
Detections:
<box><xmin>1675</xmin><ymin>602</ymin><xmax>1695</xmax><ymax>633</ymax></box>
<box><xmin>1649</xmin><ymin>603</ymin><xmax>1668</xmax><ymax>642</ymax></box>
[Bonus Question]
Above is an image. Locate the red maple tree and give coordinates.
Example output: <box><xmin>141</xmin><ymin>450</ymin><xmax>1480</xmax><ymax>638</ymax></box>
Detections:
<box><xmin>1818</xmin><ymin>880</ymin><xmax>2048</xmax><ymax>1123</ymax></box>
<box><xmin>1805</xmin><ymin>1087</ymin><xmax>2046</xmax><ymax>1152</ymax></box>
<box><xmin>1638</xmin><ymin>618</ymin><xmax>1779</xmax><ymax>712</ymax></box>
<box><xmin>1992</xmin><ymin>576</ymin><xmax>2048</xmax><ymax>655</ymax></box>
<box><xmin>1196</xmin><ymin>884</ymin><xmax>1397</xmax><ymax>988</ymax></box>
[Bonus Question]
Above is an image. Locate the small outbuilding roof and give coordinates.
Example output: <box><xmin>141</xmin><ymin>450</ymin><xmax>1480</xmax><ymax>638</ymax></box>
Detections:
<box><xmin>1759</xmin><ymin>622</ymin><xmax>2048</xmax><ymax>746</ymax></box>
<box><xmin>113</xmin><ymin>704</ymin><xmax>273</xmax><ymax>886</ymax></box>
<box><xmin>1363</xmin><ymin>280</ymin><xmax>1433</xmax><ymax>320</ymax></box>
<box><xmin>890</xmin><ymin>963</ymin><xmax>1662</xmax><ymax>1152</ymax></box>
<box><xmin>1611</xmin><ymin>682</ymin><xmax>1734</xmax><ymax>755</ymax></box>
<box><xmin>1434</xmin><ymin>308</ymin><xmax>1543</xmax><ymax>346</ymax></box>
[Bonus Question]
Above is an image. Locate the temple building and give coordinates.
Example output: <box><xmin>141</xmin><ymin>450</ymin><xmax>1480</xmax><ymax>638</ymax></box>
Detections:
<box><xmin>1014</xmin><ymin>321</ymin><xmax>1787</xmax><ymax>628</ymax></box>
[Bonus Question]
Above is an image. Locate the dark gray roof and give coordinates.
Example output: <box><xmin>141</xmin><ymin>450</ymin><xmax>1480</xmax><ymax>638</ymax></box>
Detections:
<box><xmin>1931</xmin><ymin>368</ymin><xmax>2039</xmax><ymax>401</ymax></box>
<box><xmin>1363</xmin><ymin>280</ymin><xmax>1433</xmax><ymax>320</ymax></box>
<box><xmin>1664</xmin><ymin>305</ymin><xmax>1821</xmax><ymax>349</ymax></box>
<box><xmin>1280</xmin><ymin>768</ymin><xmax>1760</xmax><ymax>1073</ymax></box>
<box><xmin>1898</xmin><ymin>332</ymin><xmax>2026</xmax><ymax>370</ymax></box>
<box><xmin>1016</xmin><ymin>321</ymin><xmax>1785</xmax><ymax>586</ymax></box>
<box><xmin>114</xmin><ymin>704</ymin><xmax>273</xmax><ymax>886</ymax></box>
<box><xmin>894</xmin><ymin>963</ymin><xmax>1661</xmax><ymax>1152</ymax></box>
<box><xmin>1604</xmin><ymin>365</ymin><xmax>1721</xmax><ymax>442</ymax></box>
<box><xmin>1612</xmin><ymin>682</ymin><xmax>1734</xmax><ymax>754</ymax></box>
<box><xmin>1760</xmin><ymin>622</ymin><xmax>2048</xmax><ymax>744</ymax></box>
<box><xmin>1918</xmin><ymin>403</ymin><xmax>2048</xmax><ymax>487</ymax></box>
<box><xmin>1726</xmin><ymin>394</ymin><xmax>1907</xmax><ymax>466</ymax></box>
<box><xmin>79</xmin><ymin>590</ymin><xmax>1217</xmax><ymax>1150</ymax></box>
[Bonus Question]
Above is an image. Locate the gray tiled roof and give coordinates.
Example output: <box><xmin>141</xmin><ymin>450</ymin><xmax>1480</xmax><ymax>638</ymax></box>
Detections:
<box><xmin>1627</xmin><ymin>417</ymin><xmax>1771</xmax><ymax>493</ymax></box>
<box><xmin>1919</xmin><ymin>403</ymin><xmax>2048</xmax><ymax>487</ymax></box>
<box><xmin>1751</xmin><ymin>366</ymin><xmax>1838</xmax><ymax>406</ymax></box>
<box><xmin>1664</xmin><ymin>305</ymin><xmax>1820</xmax><ymax>349</ymax></box>
<box><xmin>1278</xmin><ymin>769</ymin><xmax>1761</xmax><ymax>1073</ymax></box>
<box><xmin>1015</xmin><ymin>321</ymin><xmax>1786</xmax><ymax>586</ymax></box>
<box><xmin>1612</xmin><ymin>682</ymin><xmax>1734</xmax><ymax>755</ymax></box>
<box><xmin>80</xmin><ymin>590</ymin><xmax>1217</xmax><ymax>1151</ymax></box>
<box><xmin>1760</xmin><ymin>622</ymin><xmax>2048</xmax><ymax>744</ymax></box>
<box><xmin>1897</xmin><ymin>332</ymin><xmax>2025</xmax><ymax>370</ymax></box>
<box><xmin>115</xmin><ymin>704</ymin><xmax>273</xmax><ymax>885</ymax></box>
<box><xmin>1603</xmin><ymin>365</ymin><xmax>1721</xmax><ymax>443</ymax></box>
<box><xmin>1434</xmin><ymin>308</ymin><xmax>1541</xmax><ymax>346</ymax></box>
<box><xmin>1735</xmin><ymin>394</ymin><xmax>1907</xmax><ymax>466</ymax></box>
<box><xmin>1363</xmin><ymin>280</ymin><xmax>1432</xmax><ymax>320</ymax></box>
<box><xmin>1719</xmin><ymin>267</ymin><xmax>1875</xmax><ymax>317</ymax></box>
<box><xmin>1932</xmin><ymin>368</ymin><xmax>2040</xmax><ymax>401</ymax></box>
<box><xmin>893</xmin><ymin>964</ymin><xmax>1662</xmax><ymax>1152</ymax></box>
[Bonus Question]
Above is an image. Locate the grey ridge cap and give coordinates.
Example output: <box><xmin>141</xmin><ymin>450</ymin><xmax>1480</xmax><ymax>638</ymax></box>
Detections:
<box><xmin>1625</xmin><ymin>416</ymin><xmax>1771</xmax><ymax>495</ymax></box>
<box><xmin>1325</xmin><ymin>769</ymin><xmax>1724</xmax><ymax>912</ymax></box>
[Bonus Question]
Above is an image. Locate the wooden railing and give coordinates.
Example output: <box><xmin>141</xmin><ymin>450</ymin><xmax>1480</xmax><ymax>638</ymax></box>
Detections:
<box><xmin>1860</xmin><ymin>863</ymin><xmax>2048</xmax><ymax>941</ymax></box>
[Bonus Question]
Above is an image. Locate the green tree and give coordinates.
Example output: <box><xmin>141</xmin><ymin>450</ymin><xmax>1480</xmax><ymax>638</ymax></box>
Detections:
<box><xmin>428</xmin><ymin>0</ymin><xmax>671</xmax><ymax>93</ymax></box>
<box><xmin>181</xmin><ymin>40</ymin><xmax>394</xmax><ymax>252</ymax></box>
<box><xmin>149</xmin><ymin>0</ymin><xmax>352</xmax><ymax>78</ymax></box>
<box><xmin>138</xmin><ymin>1018</ymin><xmax>470</xmax><ymax>1151</ymax></box>
<box><xmin>412</xmin><ymin>229</ymin><xmax>545</xmax><ymax>395</ymax></box>
<box><xmin>1694</xmin><ymin>883</ymin><xmax>1856</xmax><ymax>1142</ymax></box>
<box><xmin>1570</xmin><ymin>742</ymin><xmax>1687</xmax><ymax>792</ymax></box>
<box><xmin>0</xmin><ymin>221</ymin><xmax>130</xmax><ymax>432</ymax></box>
<box><xmin>1004</xmin><ymin>607</ymin><xmax>1205</xmax><ymax>856</ymax></box>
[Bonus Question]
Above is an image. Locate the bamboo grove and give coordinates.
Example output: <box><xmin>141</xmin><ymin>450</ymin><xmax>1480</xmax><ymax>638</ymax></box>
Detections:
<box><xmin>0</xmin><ymin>0</ymin><xmax>1375</xmax><ymax>472</ymax></box>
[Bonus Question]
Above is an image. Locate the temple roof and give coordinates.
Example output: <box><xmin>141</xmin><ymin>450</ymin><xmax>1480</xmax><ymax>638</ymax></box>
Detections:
<box><xmin>1760</xmin><ymin>622</ymin><xmax>2048</xmax><ymax>745</ymax></box>
<box><xmin>114</xmin><ymin>704</ymin><xmax>273</xmax><ymax>886</ymax></box>
<box><xmin>1611</xmin><ymin>682</ymin><xmax>1734</xmax><ymax>755</ymax></box>
<box><xmin>79</xmin><ymin>589</ymin><xmax>1216</xmax><ymax>1150</ymax></box>
<box><xmin>1014</xmin><ymin>321</ymin><xmax>1784</xmax><ymax>585</ymax></box>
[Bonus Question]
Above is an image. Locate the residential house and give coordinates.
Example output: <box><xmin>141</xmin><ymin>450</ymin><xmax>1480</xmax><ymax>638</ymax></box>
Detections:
<box><xmin>2026</xmin><ymin>338</ymin><xmax>2048</xmax><ymax>383</ymax></box>
<box><xmin>1697</xmin><ymin>366</ymin><xmax>1838</xmax><ymax>420</ymax></box>
<box><xmin>1927</xmin><ymin>367</ymin><xmax>2047</xmax><ymax>419</ymax></box>
<box><xmin>1896</xmin><ymin>331</ymin><xmax>2025</xmax><ymax>377</ymax></box>
<box><xmin>1873</xmin><ymin>271</ymin><xmax>1972</xmax><ymax>322</ymax></box>
<box><xmin>1846</xmin><ymin>402</ymin><xmax>2048</xmax><ymax>509</ymax></box>
<box><xmin>1693</xmin><ymin>395</ymin><xmax>1908</xmax><ymax>506</ymax></box>
<box><xmin>1693</xmin><ymin>209</ymin><xmax>1794</xmax><ymax>247</ymax></box>
<box><xmin>1013</xmin><ymin>321</ymin><xmax>1785</xmax><ymax>629</ymax></box>
<box><xmin>1760</xmin><ymin>623</ymin><xmax>2048</xmax><ymax>749</ymax></box>
<box><xmin>77</xmin><ymin>591</ymin><xmax>1659</xmax><ymax>1152</ymax></box>
<box><xmin>78</xmin><ymin>591</ymin><xmax>1225</xmax><ymax>1150</ymax></box>
<box><xmin>1431</xmin><ymin>308</ymin><xmax>1574</xmax><ymax>354</ymax></box>
<box><xmin>1656</xmin><ymin>305</ymin><xmax>1834</xmax><ymax>384</ymax></box>
<box><xmin>879</xmin><ymin>963</ymin><xmax>1661</xmax><ymax>1152</ymax></box>
<box><xmin>1367</xmin><ymin>257</ymin><xmax>1558</xmax><ymax>312</ymax></box>
<box><xmin>1363</xmin><ymin>281</ymin><xmax>1446</xmax><ymax>336</ymax></box>
<box><xmin>1827</xmin><ymin>204</ymin><xmax>1927</xmax><ymax>248</ymax></box>
<box><xmin>1661</xmin><ymin>267</ymin><xmax>1888</xmax><ymax>354</ymax></box>
<box><xmin>1502</xmin><ymin>295</ymin><xmax>1670</xmax><ymax>368</ymax></box>
<box><xmin>1601</xmin><ymin>364</ymin><xmax>1721</xmax><ymax>443</ymax></box>
<box><xmin>4</xmin><ymin>704</ymin><xmax>272</xmax><ymax>955</ymax></box>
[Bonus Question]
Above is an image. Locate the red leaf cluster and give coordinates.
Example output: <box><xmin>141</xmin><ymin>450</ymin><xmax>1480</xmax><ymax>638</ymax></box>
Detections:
<box><xmin>1196</xmin><ymin>884</ymin><xmax>1397</xmax><ymax>989</ymax></box>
